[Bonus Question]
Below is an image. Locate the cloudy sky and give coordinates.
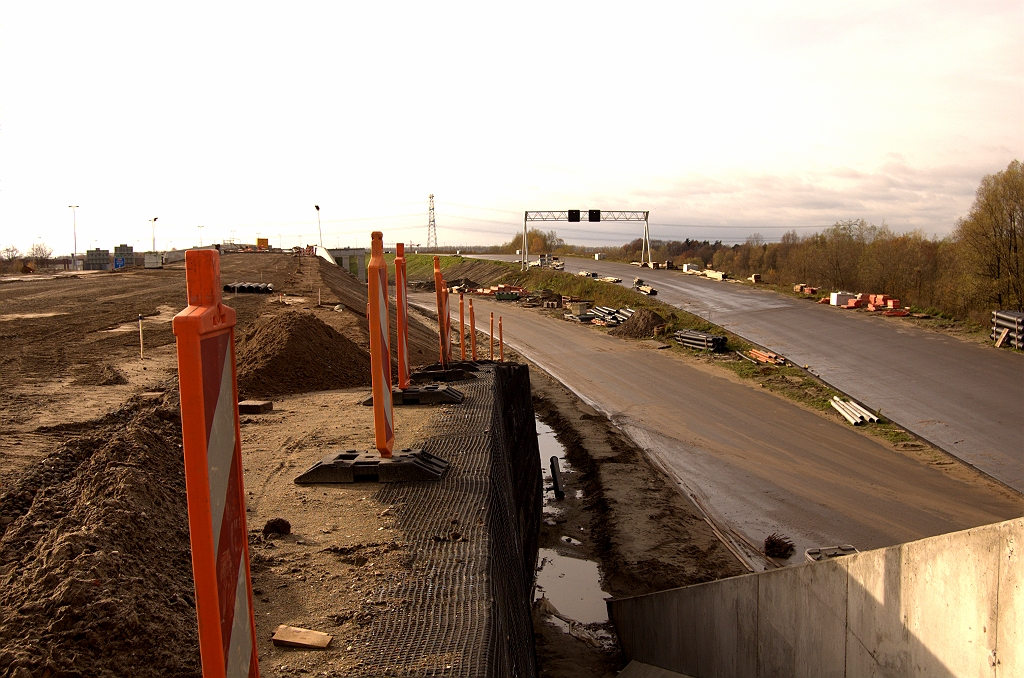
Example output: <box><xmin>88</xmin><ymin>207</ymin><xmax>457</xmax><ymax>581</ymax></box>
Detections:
<box><xmin>2</xmin><ymin>1</ymin><xmax>1021</xmax><ymax>255</ymax></box>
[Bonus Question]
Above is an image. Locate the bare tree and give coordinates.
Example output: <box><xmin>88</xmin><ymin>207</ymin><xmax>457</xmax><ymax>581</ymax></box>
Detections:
<box><xmin>28</xmin><ymin>243</ymin><xmax>53</xmax><ymax>266</ymax></box>
<box><xmin>2</xmin><ymin>245</ymin><xmax>20</xmax><ymax>261</ymax></box>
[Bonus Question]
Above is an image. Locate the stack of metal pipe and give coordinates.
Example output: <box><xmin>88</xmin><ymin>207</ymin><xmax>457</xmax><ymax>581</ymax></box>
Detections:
<box><xmin>674</xmin><ymin>329</ymin><xmax>727</xmax><ymax>352</ymax></box>
<box><xmin>830</xmin><ymin>396</ymin><xmax>879</xmax><ymax>426</ymax></box>
<box><xmin>991</xmin><ymin>310</ymin><xmax>1023</xmax><ymax>349</ymax></box>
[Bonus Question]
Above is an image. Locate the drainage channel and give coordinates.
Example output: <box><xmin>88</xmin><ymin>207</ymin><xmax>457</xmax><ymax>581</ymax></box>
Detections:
<box><xmin>533</xmin><ymin>417</ymin><xmax>614</xmax><ymax>638</ymax></box>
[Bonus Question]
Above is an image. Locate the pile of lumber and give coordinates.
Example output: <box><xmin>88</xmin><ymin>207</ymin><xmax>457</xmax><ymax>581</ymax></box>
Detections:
<box><xmin>464</xmin><ymin>284</ymin><xmax>526</xmax><ymax>296</ymax></box>
<box><xmin>674</xmin><ymin>329</ymin><xmax>727</xmax><ymax>352</ymax></box>
<box><xmin>829</xmin><ymin>397</ymin><xmax>879</xmax><ymax>426</ymax></box>
<box><xmin>748</xmin><ymin>349</ymin><xmax>784</xmax><ymax>364</ymax></box>
<box><xmin>991</xmin><ymin>310</ymin><xmax>1024</xmax><ymax>349</ymax></box>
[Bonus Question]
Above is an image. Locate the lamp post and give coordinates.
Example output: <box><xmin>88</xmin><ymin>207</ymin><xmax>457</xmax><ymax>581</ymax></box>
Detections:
<box><xmin>68</xmin><ymin>206</ymin><xmax>79</xmax><ymax>269</ymax></box>
<box><xmin>149</xmin><ymin>217</ymin><xmax>158</xmax><ymax>252</ymax></box>
<box><xmin>198</xmin><ymin>225</ymin><xmax>204</xmax><ymax>248</ymax></box>
<box><xmin>315</xmin><ymin>205</ymin><xmax>322</xmax><ymax>247</ymax></box>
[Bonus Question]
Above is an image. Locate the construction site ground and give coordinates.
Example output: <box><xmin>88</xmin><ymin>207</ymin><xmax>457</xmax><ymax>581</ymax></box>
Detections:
<box><xmin>0</xmin><ymin>253</ymin><xmax>743</xmax><ymax>677</ymax></box>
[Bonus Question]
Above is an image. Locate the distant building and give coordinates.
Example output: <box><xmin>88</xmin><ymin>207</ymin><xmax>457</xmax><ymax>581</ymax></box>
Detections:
<box><xmin>113</xmin><ymin>244</ymin><xmax>134</xmax><ymax>269</ymax></box>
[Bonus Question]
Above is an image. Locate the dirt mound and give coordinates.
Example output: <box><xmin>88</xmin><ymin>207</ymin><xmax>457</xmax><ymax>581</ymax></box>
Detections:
<box><xmin>236</xmin><ymin>310</ymin><xmax>372</xmax><ymax>398</ymax></box>
<box><xmin>448</xmin><ymin>277</ymin><xmax>481</xmax><ymax>290</ymax></box>
<box><xmin>609</xmin><ymin>309</ymin><xmax>665</xmax><ymax>339</ymax></box>
<box><xmin>0</xmin><ymin>395</ymin><xmax>202</xmax><ymax>677</ymax></box>
<box><xmin>435</xmin><ymin>259</ymin><xmax>510</xmax><ymax>287</ymax></box>
<box><xmin>316</xmin><ymin>258</ymin><xmax>438</xmax><ymax>368</ymax></box>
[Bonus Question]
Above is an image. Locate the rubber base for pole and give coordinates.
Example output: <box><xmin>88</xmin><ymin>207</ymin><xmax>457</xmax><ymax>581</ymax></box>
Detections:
<box><xmin>410</xmin><ymin>368</ymin><xmax>476</xmax><ymax>383</ymax></box>
<box><xmin>362</xmin><ymin>386</ymin><xmax>464</xmax><ymax>407</ymax></box>
<box><xmin>294</xmin><ymin>448</ymin><xmax>449</xmax><ymax>484</ymax></box>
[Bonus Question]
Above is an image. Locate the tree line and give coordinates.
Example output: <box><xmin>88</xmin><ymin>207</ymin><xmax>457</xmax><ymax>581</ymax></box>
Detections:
<box><xmin>491</xmin><ymin>160</ymin><xmax>1023</xmax><ymax>322</ymax></box>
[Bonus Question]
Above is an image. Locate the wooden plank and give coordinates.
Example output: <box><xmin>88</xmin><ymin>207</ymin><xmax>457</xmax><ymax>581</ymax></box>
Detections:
<box><xmin>995</xmin><ymin>328</ymin><xmax>1009</xmax><ymax>348</ymax></box>
<box><xmin>271</xmin><ymin>624</ymin><xmax>333</xmax><ymax>649</ymax></box>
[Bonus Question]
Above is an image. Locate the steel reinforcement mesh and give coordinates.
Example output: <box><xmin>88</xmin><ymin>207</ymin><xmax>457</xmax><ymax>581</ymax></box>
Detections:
<box><xmin>350</xmin><ymin>363</ymin><xmax>542</xmax><ymax>677</ymax></box>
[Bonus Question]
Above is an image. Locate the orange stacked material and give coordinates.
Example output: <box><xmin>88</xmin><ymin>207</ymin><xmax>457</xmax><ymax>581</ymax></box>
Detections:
<box><xmin>793</xmin><ymin>284</ymin><xmax>806</xmax><ymax>293</ymax></box>
<box><xmin>803</xmin><ymin>287</ymin><xmax>818</xmax><ymax>295</ymax></box>
<box><xmin>749</xmin><ymin>349</ymin><xmax>785</xmax><ymax>364</ymax></box>
<box><xmin>817</xmin><ymin>297</ymin><xmax>829</xmax><ymax>304</ymax></box>
<box><xmin>887</xmin><ymin>299</ymin><xmax>901</xmax><ymax>309</ymax></box>
<box><xmin>842</xmin><ymin>299</ymin><xmax>863</xmax><ymax>309</ymax></box>
<box><xmin>883</xmin><ymin>309</ymin><xmax>909</xmax><ymax>317</ymax></box>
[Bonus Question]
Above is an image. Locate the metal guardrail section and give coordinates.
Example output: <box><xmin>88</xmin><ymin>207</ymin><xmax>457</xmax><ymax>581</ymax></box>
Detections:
<box><xmin>350</xmin><ymin>363</ymin><xmax>541</xmax><ymax>677</ymax></box>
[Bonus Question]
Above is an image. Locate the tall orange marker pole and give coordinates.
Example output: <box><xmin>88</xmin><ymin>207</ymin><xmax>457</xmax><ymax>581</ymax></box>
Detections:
<box><xmin>489</xmin><ymin>312</ymin><xmax>494</xmax><ymax>360</ymax></box>
<box><xmin>433</xmin><ymin>257</ymin><xmax>448</xmax><ymax>369</ymax></box>
<box><xmin>172</xmin><ymin>250</ymin><xmax>260</xmax><ymax>678</ymax></box>
<box><xmin>459</xmin><ymin>293</ymin><xmax>466</xmax><ymax>360</ymax></box>
<box><xmin>469</xmin><ymin>299</ymin><xmax>477</xmax><ymax>360</ymax></box>
<box><xmin>394</xmin><ymin>243</ymin><xmax>411</xmax><ymax>389</ymax></box>
<box><xmin>499</xmin><ymin>316</ymin><xmax>504</xmax><ymax>362</ymax></box>
<box><xmin>368</xmin><ymin>232</ymin><xmax>395</xmax><ymax>457</ymax></box>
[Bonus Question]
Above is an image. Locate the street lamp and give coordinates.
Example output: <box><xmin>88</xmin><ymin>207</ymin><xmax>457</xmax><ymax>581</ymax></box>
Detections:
<box><xmin>149</xmin><ymin>217</ymin><xmax>158</xmax><ymax>252</ymax></box>
<box><xmin>315</xmin><ymin>205</ymin><xmax>322</xmax><ymax>247</ymax></box>
<box><xmin>198</xmin><ymin>225</ymin><xmax>204</xmax><ymax>248</ymax></box>
<box><xmin>68</xmin><ymin>206</ymin><xmax>79</xmax><ymax>269</ymax></box>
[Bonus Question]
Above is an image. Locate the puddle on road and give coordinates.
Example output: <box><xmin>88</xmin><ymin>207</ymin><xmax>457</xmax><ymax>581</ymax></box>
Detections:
<box><xmin>534</xmin><ymin>417</ymin><xmax>609</xmax><ymax>626</ymax></box>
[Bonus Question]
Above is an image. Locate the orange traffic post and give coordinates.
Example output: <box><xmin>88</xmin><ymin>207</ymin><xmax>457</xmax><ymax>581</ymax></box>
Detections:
<box><xmin>489</xmin><ymin>312</ymin><xmax>494</xmax><ymax>360</ymax></box>
<box><xmin>459</xmin><ymin>293</ymin><xmax>466</xmax><ymax>360</ymax></box>
<box><xmin>394</xmin><ymin>243</ymin><xmax>411</xmax><ymax>390</ymax></box>
<box><xmin>469</xmin><ymin>299</ymin><xmax>477</xmax><ymax>360</ymax></box>
<box><xmin>172</xmin><ymin>249</ymin><xmax>260</xmax><ymax>678</ymax></box>
<box><xmin>368</xmin><ymin>232</ymin><xmax>395</xmax><ymax>457</ymax></box>
<box><xmin>499</xmin><ymin>316</ymin><xmax>504</xmax><ymax>362</ymax></box>
<box><xmin>433</xmin><ymin>256</ymin><xmax>448</xmax><ymax>369</ymax></box>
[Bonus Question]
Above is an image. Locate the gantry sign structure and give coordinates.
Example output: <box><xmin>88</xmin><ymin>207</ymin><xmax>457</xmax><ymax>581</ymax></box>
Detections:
<box><xmin>521</xmin><ymin>210</ymin><xmax>652</xmax><ymax>270</ymax></box>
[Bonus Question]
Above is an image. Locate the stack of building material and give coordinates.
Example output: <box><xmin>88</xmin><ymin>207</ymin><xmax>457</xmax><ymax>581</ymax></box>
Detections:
<box><xmin>474</xmin><ymin>284</ymin><xmax>526</xmax><ymax>296</ymax></box>
<box><xmin>748</xmin><ymin>349</ymin><xmax>785</xmax><ymax>364</ymax></box>
<box><xmin>830</xmin><ymin>396</ymin><xmax>879</xmax><ymax>426</ymax></box>
<box><xmin>674</xmin><ymin>329</ymin><xmax>727</xmax><ymax>352</ymax></box>
<box><xmin>991</xmin><ymin>310</ymin><xmax>1024</xmax><ymax>348</ymax></box>
<box><xmin>830</xmin><ymin>292</ymin><xmax>855</xmax><ymax>306</ymax></box>
<box><xmin>590</xmin><ymin>306</ymin><xmax>633</xmax><ymax>325</ymax></box>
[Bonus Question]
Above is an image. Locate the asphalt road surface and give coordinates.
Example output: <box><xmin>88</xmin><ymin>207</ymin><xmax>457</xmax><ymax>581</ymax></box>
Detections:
<box><xmin>413</xmin><ymin>293</ymin><xmax>1024</xmax><ymax>571</ymax></box>
<box><xmin>472</xmin><ymin>254</ymin><xmax>1024</xmax><ymax>493</ymax></box>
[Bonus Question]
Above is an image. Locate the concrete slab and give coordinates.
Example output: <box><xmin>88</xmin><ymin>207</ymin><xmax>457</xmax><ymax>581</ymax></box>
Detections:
<box><xmin>757</xmin><ymin>559</ymin><xmax>848</xmax><ymax>678</ymax></box>
<box><xmin>848</xmin><ymin>524</ymin><xmax>999</xmax><ymax>677</ymax></box>
<box><xmin>238</xmin><ymin>399</ymin><xmax>273</xmax><ymax>414</ymax></box>
<box><xmin>618</xmin><ymin>661</ymin><xmax>695</xmax><ymax>678</ymax></box>
<box><xmin>997</xmin><ymin>519</ymin><xmax>1022</xmax><ymax>677</ymax></box>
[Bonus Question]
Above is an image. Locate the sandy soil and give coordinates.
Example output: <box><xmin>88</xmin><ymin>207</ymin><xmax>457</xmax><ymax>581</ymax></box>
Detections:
<box><xmin>0</xmin><ymin>253</ymin><xmax>767</xmax><ymax>677</ymax></box>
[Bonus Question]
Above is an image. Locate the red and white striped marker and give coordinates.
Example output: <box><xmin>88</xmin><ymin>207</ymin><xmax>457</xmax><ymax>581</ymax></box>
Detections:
<box><xmin>490</xmin><ymin>312</ymin><xmax>494</xmax><ymax>360</ymax></box>
<box><xmin>469</xmin><ymin>299</ymin><xmax>477</xmax><ymax>360</ymax></box>
<box><xmin>173</xmin><ymin>249</ymin><xmax>259</xmax><ymax>678</ymax></box>
<box><xmin>368</xmin><ymin>232</ymin><xmax>395</xmax><ymax>457</ymax></box>
<box><xmin>394</xmin><ymin>243</ymin><xmax>411</xmax><ymax>390</ymax></box>
<box><xmin>459</xmin><ymin>293</ymin><xmax>466</xmax><ymax>360</ymax></box>
<box><xmin>433</xmin><ymin>256</ymin><xmax>448</xmax><ymax>369</ymax></box>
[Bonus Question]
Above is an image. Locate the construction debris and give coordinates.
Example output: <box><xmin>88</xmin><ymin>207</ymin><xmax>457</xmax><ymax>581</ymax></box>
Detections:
<box><xmin>632</xmin><ymin>277</ymin><xmax>657</xmax><ymax>295</ymax></box>
<box><xmin>271</xmin><ymin>625</ymin><xmax>333</xmax><ymax>649</ymax></box>
<box><xmin>764</xmin><ymin>532</ymin><xmax>795</xmax><ymax>559</ymax></box>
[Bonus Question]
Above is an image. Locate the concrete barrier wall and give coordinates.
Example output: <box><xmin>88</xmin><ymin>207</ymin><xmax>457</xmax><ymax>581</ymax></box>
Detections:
<box><xmin>608</xmin><ymin>517</ymin><xmax>1022</xmax><ymax>677</ymax></box>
